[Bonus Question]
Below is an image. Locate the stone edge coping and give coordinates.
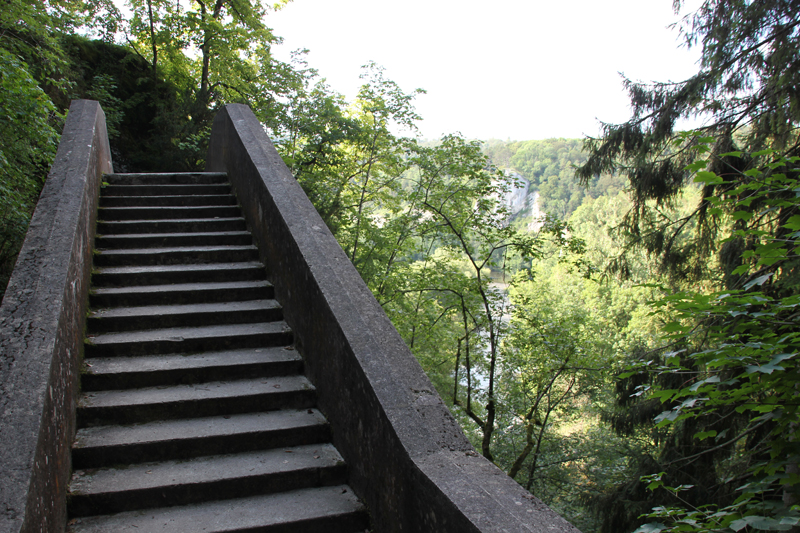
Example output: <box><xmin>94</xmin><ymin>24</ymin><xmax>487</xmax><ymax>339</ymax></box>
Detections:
<box><xmin>206</xmin><ymin>103</ymin><xmax>581</xmax><ymax>533</ymax></box>
<box><xmin>0</xmin><ymin>100</ymin><xmax>112</xmax><ymax>533</ymax></box>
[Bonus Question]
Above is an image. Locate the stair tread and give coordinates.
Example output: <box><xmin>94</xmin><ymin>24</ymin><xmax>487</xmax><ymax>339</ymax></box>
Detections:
<box><xmin>79</xmin><ymin>375</ymin><xmax>312</xmax><ymax>410</ymax></box>
<box><xmin>87</xmin><ymin>321</ymin><xmax>288</xmax><ymax>346</ymax></box>
<box><xmin>70</xmin><ymin>444</ymin><xmax>342</xmax><ymax>497</ymax></box>
<box><xmin>97</xmin><ymin>231</ymin><xmax>249</xmax><ymax>240</ymax></box>
<box><xmin>103</xmin><ymin>184</ymin><xmax>230</xmax><ymax>191</ymax></box>
<box><xmin>90</xmin><ymin>299</ymin><xmax>280</xmax><ymax>320</ymax></box>
<box><xmin>91</xmin><ymin>280</ymin><xmax>271</xmax><ymax>297</ymax></box>
<box><xmin>100</xmin><ymin>194</ymin><xmax>236</xmax><ymax>205</ymax></box>
<box><xmin>107</xmin><ymin>172</ymin><xmax>227</xmax><ymax>178</ymax></box>
<box><xmin>94</xmin><ymin>261</ymin><xmax>264</xmax><ymax>276</ymax></box>
<box><xmin>96</xmin><ymin>244</ymin><xmax>257</xmax><ymax>255</ymax></box>
<box><xmin>102</xmin><ymin>185</ymin><xmax>231</xmax><ymax>197</ymax></box>
<box><xmin>100</xmin><ymin>206</ymin><xmax>236</xmax><ymax>213</ymax></box>
<box><xmin>74</xmin><ymin>409</ymin><xmax>328</xmax><ymax>450</ymax></box>
<box><xmin>67</xmin><ymin>485</ymin><xmax>366</xmax><ymax>533</ymax></box>
<box><xmin>98</xmin><ymin>216</ymin><xmax>245</xmax><ymax>224</ymax></box>
<box><xmin>85</xmin><ymin>347</ymin><xmax>300</xmax><ymax>376</ymax></box>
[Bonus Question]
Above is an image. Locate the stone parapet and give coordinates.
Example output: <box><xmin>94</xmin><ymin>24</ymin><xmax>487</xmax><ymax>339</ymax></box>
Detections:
<box><xmin>206</xmin><ymin>103</ymin><xmax>581</xmax><ymax>533</ymax></box>
<box><xmin>0</xmin><ymin>100</ymin><xmax>112</xmax><ymax>533</ymax></box>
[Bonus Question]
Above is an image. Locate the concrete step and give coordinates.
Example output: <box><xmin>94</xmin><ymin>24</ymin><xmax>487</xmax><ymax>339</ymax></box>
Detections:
<box><xmin>72</xmin><ymin>171</ymin><xmax>368</xmax><ymax>531</ymax></box>
<box><xmin>97</xmin><ymin>217</ymin><xmax>247</xmax><ymax>235</ymax></box>
<box><xmin>67</xmin><ymin>485</ymin><xmax>369</xmax><ymax>533</ymax></box>
<box><xmin>101</xmin><ymin>184</ymin><xmax>232</xmax><ymax>197</ymax></box>
<box><xmin>85</xmin><ymin>321</ymin><xmax>293</xmax><ymax>357</ymax></box>
<box><xmin>89</xmin><ymin>280</ymin><xmax>274</xmax><ymax>307</ymax></box>
<box><xmin>88</xmin><ymin>299</ymin><xmax>283</xmax><ymax>332</ymax></box>
<box><xmin>98</xmin><ymin>205</ymin><xmax>241</xmax><ymax>221</ymax></box>
<box><xmin>82</xmin><ymin>347</ymin><xmax>302</xmax><ymax>391</ymax></box>
<box><xmin>68</xmin><ymin>444</ymin><xmax>347</xmax><ymax>517</ymax></box>
<box><xmin>73</xmin><ymin>409</ymin><xmax>331</xmax><ymax>468</ymax></box>
<box><xmin>77</xmin><ymin>374</ymin><xmax>315</xmax><ymax>427</ymax></box>
<box><xmin>90</xmin><ymin>317</ymin><xmax>288</xmax><ymax>352</ymax></box>
<box><xmin>100</xmin><ymin>194</ymin><xmax>237</xmax><ymax>207</ymax></box>
<box><xmin>106</xmin><ymin>172</ymin><xmax>229</xmax><ymax>185</ymax></box>
<box><xmin>93</xmin><ymin>245</ymin><xmax>259</xmax><ymax>267</ymax></box>
<box><xmin>91</xmin><ymin>262</ymin><xmax>266</xmax><ymax>287</ymax></box>
<box><xmin>96</xmin><ymin>231</ymin><xmax>251</xmax><ymax>249</ymax></box>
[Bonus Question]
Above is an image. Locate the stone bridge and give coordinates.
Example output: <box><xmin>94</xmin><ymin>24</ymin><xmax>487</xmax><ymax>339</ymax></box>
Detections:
<box><xmin>0</xmin><ymin>100</ymin><xmax>580</xmax><ymax>533</ymax></box>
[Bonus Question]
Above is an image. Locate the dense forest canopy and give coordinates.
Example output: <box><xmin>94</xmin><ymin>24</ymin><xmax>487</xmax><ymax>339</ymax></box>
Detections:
<box><xmin>1</xmin><ymin>1</ymin><xmax>799</xmax><ymax>532</ymax></box>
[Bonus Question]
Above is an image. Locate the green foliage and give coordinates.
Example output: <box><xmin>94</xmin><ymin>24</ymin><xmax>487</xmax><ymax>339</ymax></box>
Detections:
<box><xmin>483</xmin><ymin>138</ymin><xmax>626</xmax><ymax>220</ymax></box>
<box><xmin>0</xmin><ymin>48</ymin><xmax>60</xmax><ymax>297</ymax></box>
<box><xmin>575</xmin><ymin>4</ymin><xmax>800</xmax><ymax>526</ymax></box>
<box><xmin>0</xmin><ymin>0</ymin><xmax>80</xmax><ymax>299</ymax></box>
<box><xmin>621</xmin><ymin>149</ymin><xmax>800</xmax><ymax>533</ymax></box>
<box><xmin>576</xmin><ymin>0</ymin><xmax>800</xmax><ymax>285</ymax></box>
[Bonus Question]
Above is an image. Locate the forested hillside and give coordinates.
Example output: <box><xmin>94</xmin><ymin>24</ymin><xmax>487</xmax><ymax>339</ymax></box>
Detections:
<box><xmin>2</xmin><ymin>2</ymin><xmax>799</xmax><ymax>533</ymax></box>
<box><xmin>482</xmin><ymin>138</ymin><xmax>627</xmax><ymax>220</ymax></box>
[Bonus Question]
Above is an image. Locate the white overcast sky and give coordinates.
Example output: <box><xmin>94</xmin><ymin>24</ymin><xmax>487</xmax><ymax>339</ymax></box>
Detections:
<box><xmin>265</xmin><ymin>0</ymin><xmax>703</xmax><ymax>141</ymax></box>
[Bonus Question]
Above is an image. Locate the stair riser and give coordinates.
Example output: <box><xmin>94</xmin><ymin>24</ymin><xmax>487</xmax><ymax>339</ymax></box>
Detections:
<box><xmin>82</xmin><ymin>359</ymin><xmax>304</xmax><ymax>391</ymax></box>
<box><xmin>89</xmin><ymin>285</ymin><xmax>274</xmax><ymax>308</ymax></box>
<box><xmin>85</xmin><ymin>330</ymin><xmax>293</xmax><ymax>357</ymax></box>
<box><xmin>72</xmin><ymin>425</ymin><xmax>332</xmax><ymax>469</ymax></box>
<box><xmin>102</xmin><ymin>185</ymin><xmax>231</xmax><ymax>196</ymax></box>
<box><xmin>96</xmin><ymin>233</ymin><xmax>251</xmax><ymax>249</ymax></box>
<box><xmin>87</xmin><ymin>307</ymin><xmax>284</xmax><ymax>333</ymax></box>
<box><xmin>94</xmin><ymin>248</ymin><xmax>259</xmax><ymax>267</ymax></box>
<box><xmin>68</xmin><ymin>465</ymin><xmax>348</xmax><ymax>518</ymax></box>
<box><xmin>97</xmin><ymin>219</ymin><xmax>247</xmax><ymax>234</ymax></box>
<box><xmin>99</xmin><ymin>206</ymin><xmax>241</xmax><ymax>221</ymax></box>
<box><xmin>91</xmin><ymin>267</ymin><xmax>265</xmax><ymax>287</ymax></box>
<box><xmin>106</xmin><ymin>173</ymin><xmax>228</xmax><ymax>186</ymax></box>
<box><xmin>78</xmin><ymin>389</ymin><xmax>316</xmax><ymax>428</ymax></box>
<box><xmin>100</xmin><ymin>195</ymin><xmax>237</xmax><ymax>208</ymax></box>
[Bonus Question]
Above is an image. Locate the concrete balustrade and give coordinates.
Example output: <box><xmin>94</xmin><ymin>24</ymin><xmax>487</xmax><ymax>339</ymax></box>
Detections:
<box><xmin>0</xmin><ymin>100</ymin><xmax>112</xmax><ymax>533</ymax></box>
<box><xmin>206</xmin><ymin>103</ymin><xmax>581</xmax><ymax>533</ymax></box>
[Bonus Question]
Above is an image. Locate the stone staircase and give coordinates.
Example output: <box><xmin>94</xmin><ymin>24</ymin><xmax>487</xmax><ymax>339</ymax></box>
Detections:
<box><xmin>66</xmin><ymin>172</ymin><xmax>369</xmax><ymax>532</ymax></box>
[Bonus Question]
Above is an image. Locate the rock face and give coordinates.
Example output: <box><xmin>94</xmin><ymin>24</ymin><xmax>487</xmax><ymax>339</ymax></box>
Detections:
<box><xmin>503</xmin><ymin>170</ymin><xmax>530</xmax><ymax>215</ymax></box>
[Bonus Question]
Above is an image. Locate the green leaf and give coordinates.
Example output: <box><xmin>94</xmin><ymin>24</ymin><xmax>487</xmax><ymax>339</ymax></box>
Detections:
<box><xmin>730</xmin><ymin>515</ymin><xmax>794</xmax><ymax>531</ymax></box>
<box><xmin>769</xmin><ymin>353</ymin><xmax>796</xmax><ymax>365</ymax></box>
<box><xmin>784</xmin><ymin>215</ymin><xmax>800</xmax><ymax>231</ymax></box>
<box><xmin>745</xmin><ymin>363</ymin><xmax>784</xmax><ymax>374</ymax></box>
<box><xmin>690</xmin><ymin>375</ymin><xmax>720</xmax><ymax>391</ymax></box>
<box><xmin>744</xmin><ymin>274</ymin><xmax>773</xmax><ymax>290</ymax></box>
<box><xmin>655</xmin><ymin>410</ymin><xmax>680</xmax><ymax>424</ymax></box>
<box><xmin>695</xmin><ymin>430</ymin><xmax>717</xmax><ymax>440</ymax></box>
<box><xmin>685</xmin><ymin>160</ymin><xmax>708</xmax><ymax>171</ymax></box>
<box><xmin>693</xmin><ymin>171</ymin><xmax>724</xmax><ymax>184</ymax></box>
<box><xmin>633</xmin><ymin>523</ymin><xmax>667</xmax><ymax>533</ymax></box>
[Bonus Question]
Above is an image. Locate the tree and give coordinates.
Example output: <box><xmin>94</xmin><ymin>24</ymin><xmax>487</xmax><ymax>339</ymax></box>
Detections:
<box><xmin>625</xmin><ymin>150</ymin><xmax>800</xmax><ymax>533</ymax></box>
<box><xmin>123</xmin><ymin>0</ymin><xmax>293</xmax><ymax>167</ymax></box>
<box><xmin>574</xmin><ymin>1</ymin><xmax>800</xmax><ymax>530</ymax></box>
<box><xmin>0</xmin><ymin>0</ymin><xmax>87</xmax><ymax>298</ymax></box>
<box><xmin>576</xmin><ymin>0</ymin><xmax>800</xmax><ymax>287</ymax></box>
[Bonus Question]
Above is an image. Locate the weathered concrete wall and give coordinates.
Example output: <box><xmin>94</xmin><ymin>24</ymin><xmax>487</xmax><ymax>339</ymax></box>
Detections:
<box><xmin>206</xmin><ymin>104</ymin><xmax>581</xmax><ymax>533</ymax></box>
<box><xmin>0</xmin><ymin>100</ymin><xmax>112</xmax><ymax>533</ymax></box>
